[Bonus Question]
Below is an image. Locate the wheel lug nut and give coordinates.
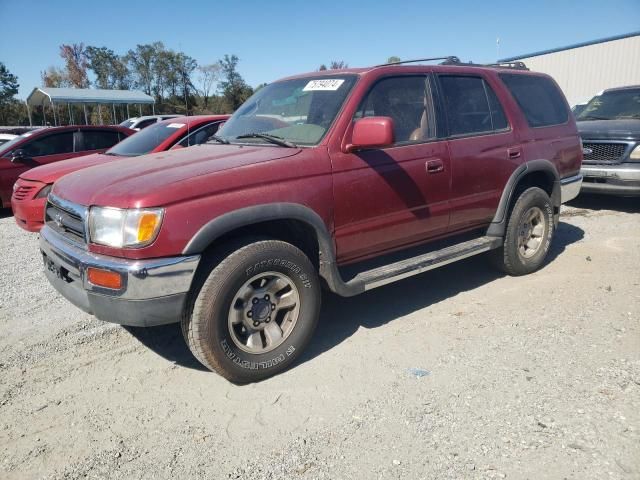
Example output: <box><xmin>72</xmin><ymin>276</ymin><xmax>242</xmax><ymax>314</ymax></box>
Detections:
<box><xmin>253</xmin><ymin>321</ymin><xmax>260</xmax><ymax>327</ymax></box>
<box><xmin>247</xmin><ymin>311</ymin><xmax>252</xmax><ymax>318</ymax></box>
<box><xmin>271</xmin><ymin>303</ymin><xmax>276</xmax><ymax>310</ymax></box>
<box><xmin>266</xmin><ymin>317</ymin><xmax>271</xmax><ymax>323</ymax></box>
<box><xmin>252</xmin><ymin>298</ymin><xmax>258</xmax><ymax>304</ymax></box>
<box><xmin>264</xmin><ymin>294</ymin><xmax>270</xmax><ymax>301</ymax></box>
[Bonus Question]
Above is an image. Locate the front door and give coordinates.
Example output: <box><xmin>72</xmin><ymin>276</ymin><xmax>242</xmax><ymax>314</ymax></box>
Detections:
<box><xmin>331</xmin><ymin>75</ymin><xmax>451</xmax><ymax>264</ymax></box>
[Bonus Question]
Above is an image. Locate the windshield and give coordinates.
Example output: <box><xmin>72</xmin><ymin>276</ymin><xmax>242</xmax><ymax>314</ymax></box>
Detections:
<box><xmin>218</xmin><ymin>75</ymin><xmax>357</xmax><ymax>146</ymax></box>
<box><xmin>106</xmin><ymin>121</ymin><xmax>185</xmax><ymax>156</ymax></box>
<box><xmin>119</xmin><ymin>119</ymin><xmax>135</xmax><ymax>129</ymax></box>
<box><xmin>576</xmin><ymin>88</ymin><xmax>640</xmax><ymax>121</ymax></box>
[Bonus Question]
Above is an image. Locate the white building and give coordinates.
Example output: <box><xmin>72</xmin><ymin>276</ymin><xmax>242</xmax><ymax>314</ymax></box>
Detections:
<box><xmin>499</xmin><ymin>31</ymin><xmax>640</xmax><ymax>107</ymax></box>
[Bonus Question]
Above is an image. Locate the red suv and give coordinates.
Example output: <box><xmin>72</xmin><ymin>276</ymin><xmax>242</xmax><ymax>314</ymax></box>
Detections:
<box><xmin>12</xmin><ymin>115</ymin><xmax>229</xmax><ymax>232</ymax></box>
<box><xmin>0</xmin><ymin>125</ymin><xmax>133</xmax><ymax>210</ymax></box>
<box><xmin>38</xmin><ymin>60</ymin><xmax>582</xmax><ymax>383</ymax></box>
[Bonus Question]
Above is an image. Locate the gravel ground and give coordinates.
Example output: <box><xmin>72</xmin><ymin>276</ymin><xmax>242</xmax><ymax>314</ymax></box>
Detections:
<box><xmin>0</xmin><ymin>195</ymin><xmax>638</xmax><ymax>480</ymax></box>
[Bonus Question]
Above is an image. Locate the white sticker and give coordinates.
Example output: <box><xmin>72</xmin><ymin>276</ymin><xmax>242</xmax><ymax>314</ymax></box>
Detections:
<box><xmin>166</xmin><ymin>123</ymin><xmax>185</xmax><ymax>129</ymax></box>
<box><xmin>303</xmin><ymin>79</ymin><xmax>345</xmax><ymax>91</ymax></box>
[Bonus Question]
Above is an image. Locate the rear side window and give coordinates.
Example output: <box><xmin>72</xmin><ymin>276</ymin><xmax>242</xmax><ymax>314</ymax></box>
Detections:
<box><xmin>81</xmin><ymin>130</ymin><xmax>122</xmax><ymax>151</ymax></box>
<box><xmin>438</xmin><ymin>75</ymin><xmax>509</xmax><ymax>136</ymax></box>
<box><xmin>499</xmin><ymin>73</ymin><xmax>568</xmax><ymax>127</ymax></box>
<box><xmin>21</xmin><ymin>132</ymin><xmax>74</xmax><ymax>157</ymax></box>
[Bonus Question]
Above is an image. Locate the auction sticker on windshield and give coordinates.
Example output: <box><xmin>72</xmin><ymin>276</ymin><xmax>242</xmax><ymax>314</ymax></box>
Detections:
<box><xmin>167</xmin><ymin>123</ymin><xmax>186</xmax><ymax>129</ymax></box>
<box><xmin>303</xmin><ymin>79</ymin><xmax>345</xmax><ymax>91</ymax></box>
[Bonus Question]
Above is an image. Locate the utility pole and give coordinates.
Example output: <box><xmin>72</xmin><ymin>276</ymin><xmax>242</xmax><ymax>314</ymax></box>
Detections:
<box><xmin>496</xmin><ymin>37</ymin><xmax>501</xmax><ymax>61</ymax></box>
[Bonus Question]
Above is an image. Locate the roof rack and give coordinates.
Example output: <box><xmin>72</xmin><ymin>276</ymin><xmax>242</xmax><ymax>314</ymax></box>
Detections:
<box><xmin>375</xmin><ymin>56</ymin><xmax>528</xmax><ymax>70</ymax></box>
<box><xmin>375</xmin><ymin>56</ymin><xmax>461</xmax><ymax>67</ymax></box>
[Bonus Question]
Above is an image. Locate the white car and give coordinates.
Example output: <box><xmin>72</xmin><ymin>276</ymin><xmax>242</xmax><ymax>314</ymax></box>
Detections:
<box><xmin>119</xmin><ymin>115</ymin><xmax>180</xmax><ymax>131</ymax></box>
<box><xmin>0</xmin><ymin>133</ymin><xmax>18</xmax><ymax>146</ymax></box>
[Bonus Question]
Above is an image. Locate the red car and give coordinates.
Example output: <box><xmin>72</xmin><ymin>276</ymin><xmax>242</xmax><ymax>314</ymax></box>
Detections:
<box><xmin>1</xmin><ymin>125</ymin><xmax>133</xmax><ymax>211</ymax></box>
<box><xmin>39</xmin><ymin>61</ymin><xmax>582</xmax><ymax>382</ymax></box>
<box><xmin>12</xmin><ymin>115</ymin><xmax>229</xmax><ymax>231</ymax></box>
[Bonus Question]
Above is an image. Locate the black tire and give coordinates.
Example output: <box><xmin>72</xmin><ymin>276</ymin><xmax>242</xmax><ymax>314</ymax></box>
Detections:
<box><xmin>491</xmin><ymin>187</ymin><xmax>554</xmax><ymax>276</ymax></box>
<box><xmin>182</xmin><ymin>238</ymin><xmax>321</xmax><ymax>383</ymax></box>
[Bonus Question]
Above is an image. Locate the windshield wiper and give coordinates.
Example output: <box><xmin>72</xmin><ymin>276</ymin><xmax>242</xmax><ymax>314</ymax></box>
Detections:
<box><xmin>205</xmin><ymin>135</ymin><xmax>230</xmax><ymax>145</ymax></box>
<box><xmin>236</xmin><ymin>132</ymin><xmax>297</xmax><ymax>148</ymax></box>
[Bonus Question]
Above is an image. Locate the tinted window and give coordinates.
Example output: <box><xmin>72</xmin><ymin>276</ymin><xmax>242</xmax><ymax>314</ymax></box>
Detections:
<box><xmin>81</xmin><ymin>130</ymin><xmax>122</xmax><ymax>151</ymax></box>
<box><xmin>135</xmin><ymin>118</ymin><xmax>157</xmax><ymax>130</ymax></box>
<box><xmin>178</xmin><ymin>122</ymin><xmax>222</xmax><ymax>147</ymax></box>
<box><xmin>499</xmin><ymin>73</ymin><xmax>568</xmax><ymax>127</ymax></box>
<box><xmin>439</xmin><ymin>75</ymin><xmax>500</xmax><ymax>136</ymax></box>
<box><xmin>107</xmin><ymin>121</ymin><xmax>183</xmax><ymax>156</ymax></box>
<box><xmin>22</xmin><ymin>132</ymin><xmax>74</xmax><ymax>157</ymax></box>
<box><xmin>485</xmin><ymin>85</ymin><xmax>508</xmax><ymax>130</ymax></box>
<box><xmin>355</xmin><ymin>76</ymin><xmax>436</xmax><ymax>143</ymax></box>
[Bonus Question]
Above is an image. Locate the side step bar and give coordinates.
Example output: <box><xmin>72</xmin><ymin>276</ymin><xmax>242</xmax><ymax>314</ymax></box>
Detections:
<box><xmin>348</xmin><ymin>236</ymin><xmax>502</xmax><ymax>292</ymax></box>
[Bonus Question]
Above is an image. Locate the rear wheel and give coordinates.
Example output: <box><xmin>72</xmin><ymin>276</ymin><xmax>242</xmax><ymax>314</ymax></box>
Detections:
<box><xmin>492</xmin><ymin>187</ymin><xmax>554</xmax><ymax>276</ymax></box>
<box><xmin>182</xmin><ymin>238</ymin><xmax>320</xmax><ymax>383</ymax></box>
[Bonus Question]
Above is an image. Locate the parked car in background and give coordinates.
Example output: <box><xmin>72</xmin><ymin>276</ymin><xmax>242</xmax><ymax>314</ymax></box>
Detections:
<box><xmin>0</xmin><ymin>133</ymin><xmax>17</xmax><ymax>146</ymax></box>
<box><xmin>0</xmin><ymin>125</ymin><xmax>133</xmax><ymax>209</ymax></box>
<box><xmin>12</xmin><ymin>115</ymin><xmax>229</xmax><ymax>231</ymax></box>
<box><xmin>119</xmin><ymin>115</ymin><xmax>180</xmax><ymax>130</ymax></box>
<box><xmin>576</xmin><ymin>85</ymin><xmax>640</xmax><ymax>196</ymax></box>
<box><xmin>571</xmin><ymin>100</ymin><xmax>590</xmax><ymax>117</ymax></box>
<box><xmin>38</xmin><ymin>61</ymin><xmax>582</xmax><ymax>383</ymax></box>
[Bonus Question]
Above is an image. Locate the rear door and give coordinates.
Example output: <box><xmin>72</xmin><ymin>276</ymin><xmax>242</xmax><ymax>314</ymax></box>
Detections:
<box><xmin>436</xmin><ymin>73</ymin><xmax>520</xmax><ymax>231</ymax></box>
<box><xmin>331</xmin><ymin>75</ymin><xmax>451</xmax><ymax>263</ymax></box>
<box><xmin>78</xmin><ymin>129</ymin><xmax>125</xmax><ymax>155</ymax></box>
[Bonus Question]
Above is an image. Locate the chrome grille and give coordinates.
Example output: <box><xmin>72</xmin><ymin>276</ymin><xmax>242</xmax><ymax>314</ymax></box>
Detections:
<box><xmin>45</xmin><ymin>196</ymin><xmax>87</xmax><ymax>246</ymax></box>
<box><xmin>582</xmin><ymin>142</ymin><xmax>628</xmax><ymax>164</ymax></box>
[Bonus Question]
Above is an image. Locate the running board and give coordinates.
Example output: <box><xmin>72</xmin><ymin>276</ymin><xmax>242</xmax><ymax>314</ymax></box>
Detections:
<box><xmin>349</xmin><ymin>236</ymin><xmax>502</xmax><ymax>292</ymax></box>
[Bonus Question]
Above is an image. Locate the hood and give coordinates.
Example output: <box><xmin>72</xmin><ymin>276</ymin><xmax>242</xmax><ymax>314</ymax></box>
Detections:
<box><xmin>52</xmin><ymin>144</ymin><xmax>301</xmax><ymax>208</ymax></box>
<box><xmin>21</xmin><ymin>152</ymin><xmax>121</xmax><ymax>184</ymax></box>
<box><xmin>577</xmin><ymin>119</ymin><xmax>640</xmax><ymax>140</ymax></box>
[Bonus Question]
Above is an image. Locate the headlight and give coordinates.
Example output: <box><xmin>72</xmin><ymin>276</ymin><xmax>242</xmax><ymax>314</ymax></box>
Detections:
<box><xmin>630</xmin><ymin>145</ymin><xmax>640</xmax><ymax>161</ymax></box>
<box><xmin>89</xmin><ymin>207</ymin><xmax>163</xmax><ymax>248</ymax></box>
<box><xmin>35</xmin><ymin>184</ymin><xmax>53</xmax><ymax>199</ymax></box>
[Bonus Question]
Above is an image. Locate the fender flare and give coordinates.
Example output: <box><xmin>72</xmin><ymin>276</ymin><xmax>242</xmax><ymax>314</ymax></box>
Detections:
<box><xmin>487</xmin><ymin>159</ymin><xmax>561</xmax><ymax>237</ymax></box>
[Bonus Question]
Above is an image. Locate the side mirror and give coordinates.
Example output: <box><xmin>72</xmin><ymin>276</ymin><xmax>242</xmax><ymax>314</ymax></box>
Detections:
<box><xmin>345</xmin><ymin>117</ymin><xmax>394</xmax><ymax>152</ymax></box>
<box><xmin>10</xmin><ymin>149</ymin><xmax>29</xmax><ymax>163</ymax></box>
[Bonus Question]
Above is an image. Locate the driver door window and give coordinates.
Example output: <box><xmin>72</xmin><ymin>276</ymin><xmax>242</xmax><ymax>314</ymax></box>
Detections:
<box><xmin>355</xmin><ymin>76</ymin><xmax>437</xmax><ymax>143</ymax></box>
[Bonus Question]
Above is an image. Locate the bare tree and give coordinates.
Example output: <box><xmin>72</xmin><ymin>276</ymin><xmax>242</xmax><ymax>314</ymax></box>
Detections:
<box><xmin>197</xmin><ymin>63</ymin><xmax>221</xmax><ymax>107</ymax></box>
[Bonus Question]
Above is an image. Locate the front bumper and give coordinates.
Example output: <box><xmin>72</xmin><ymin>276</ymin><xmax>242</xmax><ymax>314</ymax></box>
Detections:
<box><xmin>560</xmin><ymin>174</ymin><xmax>583</xmax><ymax>203</ymax></box>
<box><xmin>40</xmin><ymin>226</ymin><xmax>201</xmax><ymax>326</ymax></box>
<box><xmin>12</xmin><ymin>196</ymin><xmax>46</xmax><ymax>232</ymax></box>
<box><xmin>580</xmin><ymin>164</ymin><xmax>640</xmax><ymax>196</ymax></box>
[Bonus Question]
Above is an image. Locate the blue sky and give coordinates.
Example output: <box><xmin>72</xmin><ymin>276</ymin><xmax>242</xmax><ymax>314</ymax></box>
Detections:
<box><xmin>1</xmin><ymin>0</ymin><xmax>639</xmax><ymax>99</ymax></box>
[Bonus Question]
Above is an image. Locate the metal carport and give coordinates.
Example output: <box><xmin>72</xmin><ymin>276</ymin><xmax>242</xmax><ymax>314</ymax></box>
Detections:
<box><xmin>25</xmin><ymin>87</ymin><xmax>155</xmax><ymax>126</ymax></box>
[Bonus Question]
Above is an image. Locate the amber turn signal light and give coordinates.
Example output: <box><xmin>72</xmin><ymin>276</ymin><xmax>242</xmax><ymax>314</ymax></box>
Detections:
<box><xmin>87</xmin><ymin>267</ymin><xmax>123</xmax><ymax>290</ymax></box>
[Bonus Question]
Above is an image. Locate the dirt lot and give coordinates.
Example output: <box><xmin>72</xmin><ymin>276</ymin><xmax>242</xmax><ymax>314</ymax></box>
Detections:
<box><xmin>0</xmin><ymin>196</ymin><xmax>638</xmax><ymax>480</ymax></box>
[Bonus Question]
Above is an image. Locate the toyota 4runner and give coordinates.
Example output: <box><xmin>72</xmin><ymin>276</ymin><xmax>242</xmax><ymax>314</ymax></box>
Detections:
<box><xmin>38</xmin><ymin>59</ymin><xmax>583</xmax><ymax>383</ymax></box>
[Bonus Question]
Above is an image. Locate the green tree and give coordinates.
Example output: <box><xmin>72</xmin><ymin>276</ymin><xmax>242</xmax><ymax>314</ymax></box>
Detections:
<box><xmin>86</xmin><ymin>46</ymin><xmax>130</xmax><ymax>89</ymax></box>
<box><xmin>329</xmin><ymin>60</ymin><xmax>348</xmax><ymax>69</ymax></box>
<box><xmin>0</xmin><ymin>62</ymin><xmax>19</xmax><ymax>123</ymax></box>
<box><xmin>218</xmin><ymin>54</ymin><xmax>252</xmax><ymax>112</ymax></box>
<box><xmin>127</xmin><ymin>42</ymin><xmax>164</xmax><ymax>95</ymax></box>
<box><xmin>318</xmin><ymin>64</ymin><xmax>327</xmax><ymax>71</ymax></box>
<box><xmin>387</xmin><ymin>56</ymin><xmax>401</xmax><ymax>64</ymax></box>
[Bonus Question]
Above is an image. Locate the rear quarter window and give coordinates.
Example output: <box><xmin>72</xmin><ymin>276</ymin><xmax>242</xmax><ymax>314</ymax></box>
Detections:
<box><xmin>81</xmin><ymin>130</ymin><xmax>123</xmax><ymax>151</ymax></box>
<box><xmin>499</xmin><ymin>73</ymin><xmax>568</xmax><ymax>127</ymax></box>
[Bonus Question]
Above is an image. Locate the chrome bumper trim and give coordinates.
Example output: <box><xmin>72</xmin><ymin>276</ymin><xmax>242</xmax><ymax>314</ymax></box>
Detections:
<box><xmin>581</xmin><ymin>165</ymin><xmax>640</xmax><ymax>182</ymax></box>
<box><xmin>560</xmin><ymin>174</ymin><xmax>583</xmax><ymax>203</ymax></box>
<box><xmin>40</xmin><ymin>226</ymin><xmax>200</xmax><ymax>300</ymax></box>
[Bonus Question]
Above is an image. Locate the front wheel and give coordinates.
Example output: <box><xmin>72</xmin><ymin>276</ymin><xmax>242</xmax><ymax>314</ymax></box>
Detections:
<box><xmin>492</xmin><ymin>186</ymin><xmax>554</xmax><ymax>276</ymax></box>
<box><xmin>182</xmin><ymin>239</ymin><xmax>321</xmax><ymax>383</ymax></box>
